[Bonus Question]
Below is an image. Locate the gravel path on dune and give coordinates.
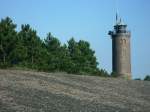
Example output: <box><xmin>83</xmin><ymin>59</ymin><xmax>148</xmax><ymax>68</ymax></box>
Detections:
<box><xmin>0</xmin><ymin>70</ymin><xmax>150</xmax><ymax>112</ymax></box>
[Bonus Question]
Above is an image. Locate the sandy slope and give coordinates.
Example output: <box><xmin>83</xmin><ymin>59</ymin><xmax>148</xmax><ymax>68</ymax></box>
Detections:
<box><xmin>0</xmin><ymin>69</ymin><xmax>150</xmax><ymax>112</ymax></box>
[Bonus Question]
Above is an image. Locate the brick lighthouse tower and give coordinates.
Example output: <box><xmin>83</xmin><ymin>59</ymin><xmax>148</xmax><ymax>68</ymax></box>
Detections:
<box><xmin>108</xmin><ymin>15</ymin><xmax>131</xmax><ymax>79</ymax></box>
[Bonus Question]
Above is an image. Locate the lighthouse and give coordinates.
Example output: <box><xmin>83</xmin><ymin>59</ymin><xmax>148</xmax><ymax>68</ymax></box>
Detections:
<box><xmin>108</xmin><ymin>15</ymin><xmax>131</xmax><ymax>79</ymax></box>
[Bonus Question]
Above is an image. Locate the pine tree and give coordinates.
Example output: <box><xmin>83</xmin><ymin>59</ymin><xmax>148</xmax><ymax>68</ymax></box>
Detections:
<box><xmin>18</xmin><ymin>24</ymin><xmax>43</xmax><ymax>68</ymax></box>
<box><xmin>45</xmin><ymin>33</ymin><xmax>62</xmax><ymax>71</ymax></box>
<box><xmin>67</xmin><ymin>38</ymin><xmax>99</xmax><ymax>74</ymax></box>
<box><xmin>0</xmin><ymin>16</ymin><xmax>109</xmax><ymax>77</ymax></box>
<box><xmin>0</xmin><ymin>17</ymin><xmax>17</xmax><ymax>67</ymax></box>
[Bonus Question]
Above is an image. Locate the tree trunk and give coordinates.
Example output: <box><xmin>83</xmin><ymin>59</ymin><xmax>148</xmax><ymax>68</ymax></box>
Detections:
<box><xmin>0</xmin><ymin>41</ymin><xmax>6</xmax><ymax>64</ymax></box>
<box><xmin>31</xmin><ymin>55</ymin><xmax>34</xmax><ymax>64</ymax></box>
<box><xmin>3</xmin><ymin>53</ymin><xmax>6</xmax><ymax>64</ymax></box>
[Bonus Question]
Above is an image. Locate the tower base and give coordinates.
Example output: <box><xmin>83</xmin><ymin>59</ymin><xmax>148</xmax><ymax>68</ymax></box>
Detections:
<box><xmin>118</xmin><ymin>73</ymin><xmax>132</xmax><ymax>80</ymax></box>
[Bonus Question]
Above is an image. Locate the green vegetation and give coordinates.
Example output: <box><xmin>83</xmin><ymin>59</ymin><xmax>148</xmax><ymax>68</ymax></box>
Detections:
<box><xmin>144</xmin><ymin>75</ymin><xmax>150</xmax><ymax>81</ymax></box>
<box><xmin>111</xmin><ymin>72</ymin><xmax>118</xmax><ymax>77</ymax></box>
<box><xmin>134</xmin><ymin>78</ymin><xmax>141</xmax><ymax>80</ymax></box>
<box><xmin>134</xmin><ymin>75</ymin><xmax>150</xmax><ymax>81</ymax></box>
<box><xmin>0</xmin><ymin>17</ymin><xmax>109</xmax><ymax>77</ymax></box>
